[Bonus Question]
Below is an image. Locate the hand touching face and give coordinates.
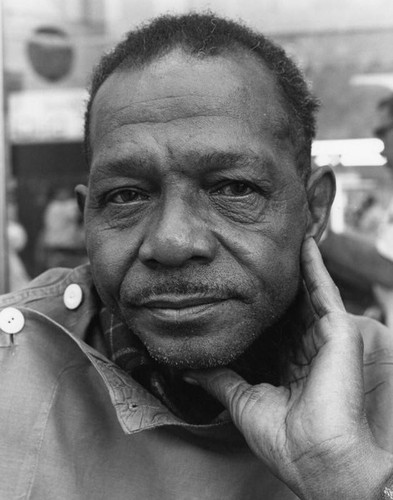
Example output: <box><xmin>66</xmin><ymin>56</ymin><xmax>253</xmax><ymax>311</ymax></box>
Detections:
<box><xmin>184</xmin><ymin>238</ymin><xmax>393</xmax><ymax>500</ymax></box>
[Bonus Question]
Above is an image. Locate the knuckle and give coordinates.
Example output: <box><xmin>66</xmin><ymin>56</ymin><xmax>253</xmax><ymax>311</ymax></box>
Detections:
<box><xmin>227</xmin><ymin>382</ymin><xmax>249</xmax><ymax>416</ymax></box>
<box><xmin>230</xmin><ymin>384</ymin><xmax>262</xmax><ymax>424</ymax></box>
<box><xmin>325</xmin><ymin>311</ymin><xmax>364</xmax><ymax>345</ymax></box>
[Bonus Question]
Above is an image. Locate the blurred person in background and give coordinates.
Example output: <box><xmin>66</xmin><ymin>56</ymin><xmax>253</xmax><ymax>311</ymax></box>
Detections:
<box><xmin>321</xmin><ymin>94</ymin><xmax>393</xmax><ymax>327</ymax></box>
<box><xmin>7</xmin><ymin>201</ymin><xmax>30</xmax><ymax>292</ymax></box>
<box><xmin>6</xmin><ymin>179</ymin><xmax>30</xmax><ymax>292</ymax></box>
<box><xmin>37</xmin><ymin>186</ymin><xmax>87</xmax><ymax>271</ymax></box>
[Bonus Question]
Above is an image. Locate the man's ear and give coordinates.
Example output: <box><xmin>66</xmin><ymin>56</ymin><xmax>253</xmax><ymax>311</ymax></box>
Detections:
<box><xmin>75</xmin><ymin>184</ymin><xmax>88</xmax><ymax>218</ymax></box>
<box><xmin>305</xmin><ymin>165</ymin><xmax>336</xmax><ymax>242</ymax></box>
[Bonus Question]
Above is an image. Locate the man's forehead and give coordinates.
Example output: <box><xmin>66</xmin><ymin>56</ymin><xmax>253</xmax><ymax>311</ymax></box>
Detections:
<box><xmin>90</xmin><ymin>49</ymin><xmax>290</xmax><ymax>135</ymax></box>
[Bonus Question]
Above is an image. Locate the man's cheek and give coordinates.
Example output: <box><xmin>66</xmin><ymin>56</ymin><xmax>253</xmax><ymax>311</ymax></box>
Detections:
<box><xmin>87</xmin><ymin>224</ymin><xmax>124</xmax><ymax>262</ymax></box>
<box><xmin>87</xmin><ymin>235</ymin><xmax>125</xmax><ymax>298</ymax></box>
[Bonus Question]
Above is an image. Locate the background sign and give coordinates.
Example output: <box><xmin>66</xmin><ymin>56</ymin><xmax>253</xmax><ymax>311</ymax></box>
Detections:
<box><xmin>8</xmin><ymin>88</ymin><xmax>87</xmax><ymax>143</ymax></box>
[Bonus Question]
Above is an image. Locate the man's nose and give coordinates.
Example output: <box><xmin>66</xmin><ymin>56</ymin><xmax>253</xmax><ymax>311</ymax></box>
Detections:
<box><xmin>138</xmin><ymin>197</ymin><xmax>218</xmax><ymax>267</ymax></box>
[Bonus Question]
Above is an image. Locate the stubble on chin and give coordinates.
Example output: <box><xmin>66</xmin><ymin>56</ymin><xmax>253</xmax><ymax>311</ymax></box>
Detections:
<box><xmin>115</xmin><ymin>276</ymin><xmax>305</xmax><ymax>378</ymax></box>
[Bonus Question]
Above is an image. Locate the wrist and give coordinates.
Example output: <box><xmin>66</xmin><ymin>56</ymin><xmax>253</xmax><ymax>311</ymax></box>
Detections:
<box><xmin>357</xmin><ymin>445</ymin><xmax>393</xmax><ymax>500</ymax></box>
<box><xmin>290</xmin><ymin>439</ymin><xmax>393</xmax><ymax>500</ymax></box>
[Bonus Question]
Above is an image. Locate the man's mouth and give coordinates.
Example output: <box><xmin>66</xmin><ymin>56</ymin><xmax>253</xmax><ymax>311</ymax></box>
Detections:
<box><xmin>141</xmin><ymin>295</ymin><xmax>225</xmax><ymax>309</ymax></box>
<box><xmin>134</xmin><ymin>295</ymin><xmax>231</xmax><ymax>322</ymax></box>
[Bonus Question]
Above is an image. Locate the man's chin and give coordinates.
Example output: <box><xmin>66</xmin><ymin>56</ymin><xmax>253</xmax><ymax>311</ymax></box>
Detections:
<box><xmin>143</xmin><ymin>342</ymin><xmax>242</xmax><ymax>370</ymax></box>
<box><xmin>130</xmin><ymin>323</ymin><xmax>255</xmax><ymax>370</ymax></box>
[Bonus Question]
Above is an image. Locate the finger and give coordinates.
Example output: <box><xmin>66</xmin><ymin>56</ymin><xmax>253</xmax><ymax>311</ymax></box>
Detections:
<box><xmin>183</xmin><ymin>368</ymin><xmax>253</xmax><ymax>428</ymax></box>
<box><xmin>302</xmin><ymin>237</ymin><xmax>345</xmax><ymax>317</ymax></box>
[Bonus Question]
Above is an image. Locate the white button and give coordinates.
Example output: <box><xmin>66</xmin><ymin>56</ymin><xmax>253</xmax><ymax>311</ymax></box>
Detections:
<box><xmin>0</xmin><ymin>307</ymin><xmax>25</xmax><ymax>334</ymax></box>
<box><xmin>63</xmin><ymin>284</ymin><xmax>83</xmax><ymax>310</ymax></box>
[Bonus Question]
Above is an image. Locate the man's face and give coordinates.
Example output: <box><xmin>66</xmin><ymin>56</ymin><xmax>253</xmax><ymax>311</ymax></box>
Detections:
<box><xmin>83</xmin><ymin>49</ymin><xmax>310</xmax><ymax>369</ymax></box>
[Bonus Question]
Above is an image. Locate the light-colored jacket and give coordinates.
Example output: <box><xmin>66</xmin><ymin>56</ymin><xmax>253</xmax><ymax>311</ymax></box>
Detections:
<box><xmin>0</xmin><ymin>265</ymin><xmax>393</xmax><ymax>500</ymax></box>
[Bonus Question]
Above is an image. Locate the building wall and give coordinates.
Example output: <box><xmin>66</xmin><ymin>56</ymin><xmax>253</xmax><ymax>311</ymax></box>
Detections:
<box><xmin>103</xmin><ymin>0</ymin><xmax>393</xmax><ymax>35</ymax></box>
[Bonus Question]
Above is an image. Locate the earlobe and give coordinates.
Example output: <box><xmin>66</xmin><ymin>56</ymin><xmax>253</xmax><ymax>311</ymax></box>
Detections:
<box><xmin>305</xmin><ymin>166</ymin><xmax>336</xmax><ymax>242</ymax></box>
<box><xmin>75</xmin><ymin>185</ymin><xmax>88</xmax><ymax>217</ymax></box>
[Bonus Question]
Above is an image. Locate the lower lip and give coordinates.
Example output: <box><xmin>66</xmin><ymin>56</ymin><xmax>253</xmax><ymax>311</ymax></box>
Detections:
<box><xmin>141</xmin><ymin>300</ymin><xmax>229</xmax><ymax>322</ymax></box>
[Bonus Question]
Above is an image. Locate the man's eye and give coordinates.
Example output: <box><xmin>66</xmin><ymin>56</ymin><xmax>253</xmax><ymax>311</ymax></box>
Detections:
<box><xmin>214</xmin><ymin>182</ymin><xmax>255</xmax><ymax>197</ymax></box>
<box><xmin>107</xmin><ymin>189</ymin><xmax>149</xmax><ymax>204</ymax></box>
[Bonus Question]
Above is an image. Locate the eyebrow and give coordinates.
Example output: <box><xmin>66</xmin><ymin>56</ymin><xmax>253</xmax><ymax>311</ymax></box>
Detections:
<box><xmin>191</xmin><ymin>151</ymin><xmax>273</xmax><ymax>172</ymax></box>
<box><xmin>90</xmin><ymin>149</ymin><xmax>279</xmax><ymax>181</ymax></box>
<box><xmin>91</xmin><ymin>156</ymin><xmax>155</xmax><ymax>179</ymax></box>
<box><xmin>181</xmin><ymin>151</ymin><xmax>280</xmax><ymax>182</ymax></box>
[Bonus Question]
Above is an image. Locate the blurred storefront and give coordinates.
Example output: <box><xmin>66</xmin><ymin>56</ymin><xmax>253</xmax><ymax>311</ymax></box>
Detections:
<box><xmin>2</xmin><ymin>0</ymin><xmax>107</xmax><ymax>285</ymax></box>
<box><xmin>9</xmin><ymin>89</ymin><xmax>89</xmax><ymax>277</ymax></box>
<box><xmin>1</xmin><ymin>0</ymin><xmax>393</xmax><ymax>291</ymax></box>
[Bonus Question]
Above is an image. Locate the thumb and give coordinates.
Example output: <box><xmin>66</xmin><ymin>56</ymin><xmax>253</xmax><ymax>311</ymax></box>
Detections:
<box><xmin>184</xmin><ymin>368</ymin><xmax>252</xmax><ymax>427</ymax></box>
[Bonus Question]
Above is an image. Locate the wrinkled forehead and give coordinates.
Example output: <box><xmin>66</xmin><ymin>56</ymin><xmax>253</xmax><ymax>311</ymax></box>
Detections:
<box><xmin>89</xmin><ymin>49</ymin><xmax>292</xmax><ymax>148</ymax></box>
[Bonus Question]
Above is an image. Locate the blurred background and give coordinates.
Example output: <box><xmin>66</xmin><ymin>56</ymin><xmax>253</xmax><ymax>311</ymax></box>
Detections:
<box><xmin>1</xmin><ymin>0</ymin><xmax>393</xmax><ymax>293</ymax></box>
